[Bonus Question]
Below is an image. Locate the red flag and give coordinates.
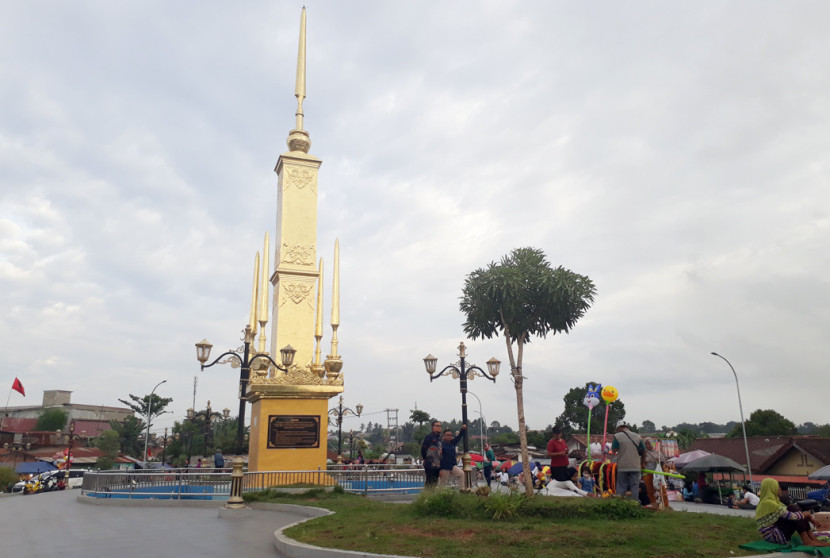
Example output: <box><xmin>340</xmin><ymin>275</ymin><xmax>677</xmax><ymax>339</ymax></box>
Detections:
<box><xmin>12</xmin><ymin>377</ymin><xmax>25</xmax><ymax>396</ymax></box>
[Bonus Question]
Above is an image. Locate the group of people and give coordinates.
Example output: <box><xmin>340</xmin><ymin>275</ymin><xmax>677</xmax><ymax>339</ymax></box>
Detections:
<box><xmin>420</xmin><ymin>420</ymin><xmax>469</xmax><ymax>489</ymax></box>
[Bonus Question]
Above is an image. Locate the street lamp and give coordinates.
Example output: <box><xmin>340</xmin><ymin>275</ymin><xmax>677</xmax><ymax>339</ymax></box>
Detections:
<box><xmin>196</xmin><ymin>325</ymin><xmax>296</xmax><ymax>455</ymax></box>
<box><xmin>328</xmin><ymin>396</ymin><xmax>362</xmax><ymax>464</ymax></box>
<box><xmin>330</xmin><ymin>397</ymin><xmax>363</xmax><ymax>464</ymax></box>
<box><xmin>187</xmin><ymin>401</ymin><xmax>228</xmax><ymax>457</ymax></box>
<box><xmin>3</xmin><ymin>441</ymin><xmax>32</xmax><ymax>466</ymax></box>
<box><xmin>711</xmin><ymin>352</ymin><xmax>753</xmax><ymax>486</ymax></box>
<box><xmin>423</xmin><ymin>342</ymin><xmax>500</xmax><ymax>490</ymax></box>
<box><xmin>143</xmin><ymin>379</ymin><xmax>167</xmax><ymax>466</ymax></box>
<box><xmin>55</xmin><ymin>422</ymin><xmax>85</xmax><ymax>474</ymax></box>
<box><xmin>466</xmin><ymin>390</ymin><xmax>486</xmax><ymax>456</ymax></box>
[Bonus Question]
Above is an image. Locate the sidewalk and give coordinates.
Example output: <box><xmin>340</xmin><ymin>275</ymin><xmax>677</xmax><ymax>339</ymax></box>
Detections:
<box><xmin>0</xmin><ymin>490</ymin><xmax>301</xmax><ymax>558</ymax></box>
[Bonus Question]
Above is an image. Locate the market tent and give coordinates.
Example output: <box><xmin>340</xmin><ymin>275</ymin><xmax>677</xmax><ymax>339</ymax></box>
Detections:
<box><xmin>680</xmin><ymin>454</ymin><xmax>746</xmax><ymax>505</ymax></box>
<box><xmin>15</xmin><ymin>461</ymin><xmax>58</xmax><ymax>475</ymax></box>
<box><xmin>508</xmin><ymin>461</ymin><xmax>541</xmax><ymax>476</ymax></box>
<box><xmin>808</xmin><ymin>465</ymin><xmax>830</xmax><ymax>480</ymax></box>
<box><xmin>673</xmin><ymin>450</ymin><xmax>712</xmax><ymax>468</ymax></box>
<box><xmin>680</xmin><ymin>454</ymin><xmax>746</xmax><ymax>473</ymax></box>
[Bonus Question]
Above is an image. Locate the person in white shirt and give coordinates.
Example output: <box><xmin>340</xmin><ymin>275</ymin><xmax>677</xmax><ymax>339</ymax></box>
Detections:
<box><xmin>732</xmin><ymin>488</ymin><xmax>760</xmax><ymax>509</ymax></box>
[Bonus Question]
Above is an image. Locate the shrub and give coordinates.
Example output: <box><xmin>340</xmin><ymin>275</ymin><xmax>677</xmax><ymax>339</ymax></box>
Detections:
<box><xmin>519</xmin><ymin>495</ymin><xmax>648</xmax><ymax>520</ymax></box>
<box><xmin>484</xmin><ymin>491</ymin><xmax>526</xmax><ymax>520</ymax></box>
<box><xmin>410</xmin><ymin>489</ymin><xmax>482</xmax><ymax>519</ymax></box>
<box><xmin>0</xmin><ymin>466</ymin><xmax>18</xmax><ymax>489</ymax></box>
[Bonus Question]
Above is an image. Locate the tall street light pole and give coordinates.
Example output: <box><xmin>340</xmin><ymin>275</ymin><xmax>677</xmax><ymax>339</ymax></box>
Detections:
<box><xmin>328</xmin><ymin>396</ymin><xmax>362</xmax><ymax>464</ymax></box>
<box><xmin>143</xmin><ymin>379</ymin><xmax>167</xmax><ymax>466</ymax></box>
<box><xmin>466</xmin><ymin>390</ymin><xmax>486</xmax><ymax>456</ymax></box>
<box><xmin>423</xmin><ymin>342</ymin><xmax>500</xmax><ymax>491</ymax></box>
<box><xmin>711</xmin><ymin>352</ymin><xmax>753</xmax><ymax>486</ymax></box>
<box><xmin>196</xmin><ymin>325</ymin><xmax>296</xmax><ymax>456</ymax></box>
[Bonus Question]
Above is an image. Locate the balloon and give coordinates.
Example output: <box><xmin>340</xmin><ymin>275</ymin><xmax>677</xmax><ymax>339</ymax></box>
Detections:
<box><xmin>601</xmin><ymin>385</ymin><xmax>618</xmax><ymax>403</ymax></box>
<box><xmin>583</xmin><ymin>384</ymin><xmax>602</xmax><ymax>409</ymax></box>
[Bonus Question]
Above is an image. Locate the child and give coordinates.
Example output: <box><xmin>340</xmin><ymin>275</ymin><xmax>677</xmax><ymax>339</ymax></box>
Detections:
<box><xmin>579</xmin><ymin>470</ymin><xmax>596</xmax><ymax>494</ymax></box>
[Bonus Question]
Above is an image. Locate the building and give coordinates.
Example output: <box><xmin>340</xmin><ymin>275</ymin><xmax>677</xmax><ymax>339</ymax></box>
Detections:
<box><xmin>1</xmin><ymin>390</ymin><xmax>133</xmax><ymax>444</ymax></box>
<box><xmin>689</xmin><ymin>436</ymin><xmax>830</xmax><ymax>485</ymax></box>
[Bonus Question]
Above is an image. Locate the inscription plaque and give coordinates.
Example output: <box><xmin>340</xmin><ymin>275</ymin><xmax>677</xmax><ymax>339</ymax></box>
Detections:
<box><xmin>268</xmin><ymin>415</ymin><xmax>320</xmax><ymax>449</ymax></box>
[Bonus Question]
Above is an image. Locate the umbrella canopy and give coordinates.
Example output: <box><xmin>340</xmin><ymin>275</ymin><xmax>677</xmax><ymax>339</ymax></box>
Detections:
<box><xmin>507</xmin><ymin>461</ymin><xmax>541</xmax><ymax>476</ymax></box>
<box><xmin>673</xmin><ymin>450</ymin><xmax>713</xmax><ymax>468</ymax></box>
<box><xmin>808</xmin><ymin>464</ymin><xmax>830</xmax><ymax>480</ymax></box>
<box><xmin>469</xmin><ymin>453</ymin><xmax>485</xmax><ymax>463</ymax></box>
<box><xmin>499</xmin><ymin>460</ymin><xmax>514</xmax><ymax>472</ymax></box>
<box><xmin>680</xmin><ymin>454</ymin><xmax>746</xmax><ymax>473</ymax></box>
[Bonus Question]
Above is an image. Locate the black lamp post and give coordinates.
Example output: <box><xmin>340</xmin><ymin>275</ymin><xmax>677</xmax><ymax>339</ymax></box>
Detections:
<box><xmin>3</xmin><ymin>440</ymin><xmax>31</xmax><ymax>466</ymax></box>
<box><xmin>187</xmin><ymin>401</ymin><xmax>229</xmax><ymax>457</ymax></box>
<box><xmin>195</xmin><ymin>325</ymin><xmax>296</xmax><ymax>455</ymax></box>
<box><xmin>55</xmin><ymin>422</ymin><xmax>85</xmax><ymax>474</ymax></box>
<box><xmin>422</xmin><ymin>342</ymin><xmax>500</xmax><ymax>490</ymax></box>
<box><xmin>328</xmin><ymin>396</ymin><xmax>363</xmax><ymax>464</ymax></box>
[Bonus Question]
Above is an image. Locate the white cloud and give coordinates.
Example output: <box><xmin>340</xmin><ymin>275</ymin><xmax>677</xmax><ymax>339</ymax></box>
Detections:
<box><xmin>0</xmin><ymin>1</ymin><xmax>828</xmax><ymax>440</ymax></box>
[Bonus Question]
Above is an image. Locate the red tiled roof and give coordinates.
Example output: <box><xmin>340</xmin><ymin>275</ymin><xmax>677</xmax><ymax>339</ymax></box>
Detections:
<box><xmin>0</xmin><ymin>418</ymin><xmax>39</xmax><ymax>432</ymax></box>
<box><xmin>689</xmin><ymin>436</ymin><xmax>830</xmax><ymax>474</ymax></box>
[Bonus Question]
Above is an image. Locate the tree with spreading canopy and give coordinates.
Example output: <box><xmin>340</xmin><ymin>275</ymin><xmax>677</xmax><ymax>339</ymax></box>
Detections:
<box><xmin>460</xmin><ymin>247</ymin><xmax>596</xmax><ymax>496</ymax></box>
<box><xmin>118</xmin><ymin>393</ymin><xmax>173</xmax><ymax>436</ymax></box>
<box><xmin>35</xmin><ymin>408</ymin><xmax>67</xmax><ymax>431</ymax></box>
<box><xmin>729</xmin><ymin>409</ymin><xmax>796</xmax><ymax>437</ymax></box>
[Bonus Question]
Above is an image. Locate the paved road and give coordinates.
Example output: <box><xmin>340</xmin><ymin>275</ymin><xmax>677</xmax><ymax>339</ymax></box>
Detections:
<box><xmin>0</xmin><ymin>490</ymin><xmax>300</xmax><ymax>558</ymax></box>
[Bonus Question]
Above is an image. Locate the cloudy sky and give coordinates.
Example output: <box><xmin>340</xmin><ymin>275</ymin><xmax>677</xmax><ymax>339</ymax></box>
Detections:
<box><xmin>2</xmin><ymin>1</ymin><xmax>828</xmax><ymax>441</ymax></box>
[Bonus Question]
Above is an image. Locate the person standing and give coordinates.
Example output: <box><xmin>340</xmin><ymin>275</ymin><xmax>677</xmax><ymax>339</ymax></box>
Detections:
<box><xmin>439</xmin><ymin>425</ymin><xmax>467</xmax><ymax>489</ymax></box>
<box><xmin>611</xmin><ymin>421</ymin><xmax>645</xmax><ymax>501</ymax></box>
<box><xmin>546</xmin><ymin>426</ymin><xmax>570</xmax><ymax>483</ymax></box>
<box><xmin>642</xmin><ymin>438</ymin><xmax>661</xmax><ymax>507</ymax></box>
<box><xmin>482</xmin><ymin>442</ymin><xmax>496</xmax><ymax>487</ymax></box>
<box><xmin>214</xmin><ymin>448</ymin><xmax>224</xmax><ymax>469</ymax></box>
<box><xmin>420</xmin><ymin>420</ymin><xmax>443</xmax><ymax>488</ymax></box>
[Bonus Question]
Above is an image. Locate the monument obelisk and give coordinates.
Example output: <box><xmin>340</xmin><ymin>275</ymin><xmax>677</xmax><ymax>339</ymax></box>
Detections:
<box><xmin>246</xmin><ymin>8</ymin><xmax>344</xmax><ymax>473</ymax></box>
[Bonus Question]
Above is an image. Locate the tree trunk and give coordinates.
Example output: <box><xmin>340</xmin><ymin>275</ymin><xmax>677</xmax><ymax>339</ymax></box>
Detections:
<box><xmin>504</xmin><ymin>334</ymin><xmax>534</xmax><ymax>496</ymax></box>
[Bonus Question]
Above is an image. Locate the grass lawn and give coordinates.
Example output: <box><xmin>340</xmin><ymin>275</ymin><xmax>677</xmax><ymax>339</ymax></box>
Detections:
<box><xmin>245</xmin><ymin>488</ymin><xmax>760</xmax><ymax>558</ymax></box>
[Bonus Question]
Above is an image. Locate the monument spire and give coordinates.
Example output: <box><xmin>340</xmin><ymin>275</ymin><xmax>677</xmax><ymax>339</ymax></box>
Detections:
<box><xmin>287</xmin><ymin>7</ymin><xmax>311</xmax><ymax>153</ymax></box>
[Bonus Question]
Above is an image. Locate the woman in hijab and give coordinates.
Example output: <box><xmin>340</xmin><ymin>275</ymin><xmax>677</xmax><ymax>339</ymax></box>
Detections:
<box><xmin>755</xmin><ymin>478</ymin><xmax>828</xmax><ymax>547</ymax></box>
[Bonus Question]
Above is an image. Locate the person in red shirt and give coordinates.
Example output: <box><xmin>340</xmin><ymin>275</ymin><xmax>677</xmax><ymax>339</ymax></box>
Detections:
<box><xmin>546</xmin><ymin>426</ymin><xmax>570</xmax><ymax>482</ymax></box>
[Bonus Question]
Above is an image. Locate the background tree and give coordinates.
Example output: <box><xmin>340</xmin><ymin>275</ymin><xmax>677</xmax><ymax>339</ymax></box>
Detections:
<box><xmin>641</xmin><ymin>420</ymin><xmax>656</xmax><ymax>433</ymax></box>
<box><xmin>461</xmin><ymin>247</ymin><xmax>596</xmax><ymax>496</ymax></box>
<box><xmin>410</xmin><ymin>409</ymin><xmax>430</xmax><ymax>428</ymax></box>
<box><xmin>35</xmin><ymin>408</ymin><xmax>67</xmax><ymax>431</ymax></box>
<box><xmin>94</xmin><ymin>429</ymin><xmax>121</xmax><ymax>470</ymax></box>
<box><xmin>556</xmin><ymin>382</ymin><xmax>626</xmax><ymax>436</ymax></box>
<box><xmin>0</xmin><ymin>466</ymin><xmax>17</xmax><ymax>488</ymax></box>
<box><xmin>109</xmin><ymin>416</ymin><xmax>145</xmax><ymax>457</ymax></box>
<box><xmin>118</xmin><ymin>393</ymin><xmax>173</xmax><ymax>435</ymax></box>
<box><xmin>729</xmin><ymin>409</ymin><xmax>797</xmax><ymax>437</ymax></box>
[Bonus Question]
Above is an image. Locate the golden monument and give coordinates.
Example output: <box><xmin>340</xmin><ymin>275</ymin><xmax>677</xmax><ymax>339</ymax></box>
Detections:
<box><xmin>245</xmin><ymin>8</ymin><xmax>344</xmax><ymax>472</ymax></box>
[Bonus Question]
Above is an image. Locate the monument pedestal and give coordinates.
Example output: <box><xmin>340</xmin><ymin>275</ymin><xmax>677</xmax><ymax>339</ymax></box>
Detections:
<box><xmin>247</xmin><ymin>381</ymin><xmax>342</xmax><ymax>473</ymax></box>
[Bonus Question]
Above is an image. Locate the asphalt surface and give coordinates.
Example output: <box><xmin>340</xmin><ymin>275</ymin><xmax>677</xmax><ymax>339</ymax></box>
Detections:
<box><xmin>0</xmin><ymin>490</ymin><xmax>300</xmax><ymax>558</ymax></box>
<box><xmin>0</xmin><ymin>488</ymin><xmax>760</xmax><ymax>558</ymax></box>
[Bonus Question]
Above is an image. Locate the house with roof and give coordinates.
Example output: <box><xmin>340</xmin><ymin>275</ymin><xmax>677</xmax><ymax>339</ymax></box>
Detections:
<box><xmin>689</xmin><ymin>436</ymin><xmax>830</xmax><ymax>485</ymax></box>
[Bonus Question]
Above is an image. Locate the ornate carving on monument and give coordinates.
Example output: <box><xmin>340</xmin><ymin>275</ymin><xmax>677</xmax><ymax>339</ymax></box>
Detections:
<box><xmin>279</xmin><ymin>281</ymin><xmax>315</xmax><ymax>307</ymax></box>
<box><xmin>278</xmin><ymin>242</ymin><xmax>315</xmax><ymax>266</ymax></box>
<box><xmin>250</xmin><ymin>362</ymin><xmax>344</xmax><ymax>387</ymax></box>
<box><xmin>284</xmin><ymin>167</ymin><xmax>316</xmax><ymax>192</ymax></box>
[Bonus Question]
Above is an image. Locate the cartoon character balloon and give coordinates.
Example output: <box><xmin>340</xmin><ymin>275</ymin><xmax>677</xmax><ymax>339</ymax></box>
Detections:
<box><xmin>601</xmin><ymin>385</ymin><xmax>619</xmax><ymax>404</ymax></box>
<box><xmin>583</xmin><ymin>384</ymin><xmax>602</xmax><ymax>409</ymax></box>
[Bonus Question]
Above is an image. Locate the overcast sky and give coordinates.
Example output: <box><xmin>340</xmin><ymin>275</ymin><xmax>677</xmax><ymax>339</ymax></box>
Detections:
<box><xmin>2</xmin><ymin>1</ymin><xmax>828</xmax><ymax>441</ymax></box>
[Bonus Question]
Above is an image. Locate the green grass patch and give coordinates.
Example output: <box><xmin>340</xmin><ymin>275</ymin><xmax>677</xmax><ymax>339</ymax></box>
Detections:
<box><xmin>247</xmin><ymin>488</ymin><xmax>760</xmax><ymax>557</ymax></box>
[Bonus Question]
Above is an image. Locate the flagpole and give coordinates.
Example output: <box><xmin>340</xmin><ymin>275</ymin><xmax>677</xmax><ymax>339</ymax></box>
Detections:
<box><xmin>1</xmin><ymin>387</ymin><xmax>12</xmax><ymax>432</ymax></box>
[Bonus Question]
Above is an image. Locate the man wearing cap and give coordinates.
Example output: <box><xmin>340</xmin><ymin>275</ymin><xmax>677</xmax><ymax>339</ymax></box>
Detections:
<box><xmin>611</xmin><ymin>421</ymin><xmax>646</xmax><ymax>501</ymax></box>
